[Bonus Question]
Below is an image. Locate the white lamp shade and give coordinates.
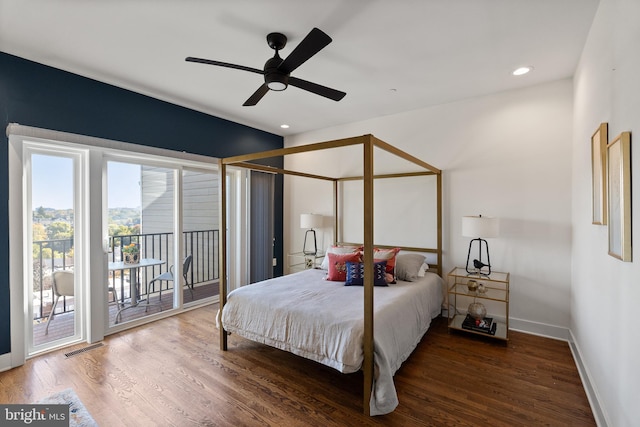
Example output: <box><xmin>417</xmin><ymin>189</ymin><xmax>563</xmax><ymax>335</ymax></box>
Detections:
<box><xmin>462</xmin><ymin>215</ymin><xmax>499</xmax><ymax>238</ymax></box>
<box><xmin>300</xmin><ymin>213</ymin><xmax>323</xmax><ymax>229</ymax></box>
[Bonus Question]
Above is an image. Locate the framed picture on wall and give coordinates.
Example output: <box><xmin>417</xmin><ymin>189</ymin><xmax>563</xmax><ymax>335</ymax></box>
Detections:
<box><xmin>591</xmin><ymin>123</ymin><xmax>608</xmax><ymax>225</ymax></box>
<box><xmin>607</xmin><ymin>131</ymin><xmax>632</xmax><ymax>261</ymax></box>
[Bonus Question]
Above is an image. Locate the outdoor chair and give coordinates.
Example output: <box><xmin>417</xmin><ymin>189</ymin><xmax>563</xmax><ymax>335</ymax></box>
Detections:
<box><xmin>108</xmin><ymin>282</ymin><xmax>121</xmax><ymax>308</ymax></box>
<box><xmin>147</xmin><ymin>255</ymin><xmax>193</xmax><ymax>301</ymax></box>
<box><xmin>45</xmin><ymin>270</ymin><xmax>74</xmax><ymax>335</ymax></box>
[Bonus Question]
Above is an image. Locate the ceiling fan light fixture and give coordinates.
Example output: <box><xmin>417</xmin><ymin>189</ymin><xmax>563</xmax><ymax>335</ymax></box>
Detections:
<box><xmin>267</xmin><ymin>79</ymin><xmax>288</xmax><ymax>91</ymax></box>
<box><xmin>512</xmin><ymin>66</ymin><xmax>533</xmax><ymax>76</ymax></box>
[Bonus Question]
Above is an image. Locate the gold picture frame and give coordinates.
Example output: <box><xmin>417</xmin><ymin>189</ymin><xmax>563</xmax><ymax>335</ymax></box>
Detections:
<box><xmin>591</xmin><ymin>123</ymin><xmax>608</xmax><ymax>225</ymax></box>
<box><xmin>607</xmin><ymin>131</ymin><xmax>632</xmax><ymax>261</ymax></box>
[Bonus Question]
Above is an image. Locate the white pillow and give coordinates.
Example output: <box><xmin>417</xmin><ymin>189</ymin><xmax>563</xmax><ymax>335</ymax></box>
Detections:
<box><xmin>418</xmin><ymin>263</ymin><xmax>430</xmax><ymax>277</ymax></box>
<box><xmin>320</xmin><ymin>246</ymin><xmax>360</xmax><ymax>270</ymax></box>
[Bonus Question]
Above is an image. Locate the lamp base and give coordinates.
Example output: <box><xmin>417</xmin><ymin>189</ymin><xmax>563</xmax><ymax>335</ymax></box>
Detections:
<box><xmin>303</xmin><ymin>229</ymin><xmax>317</xmax><ymax>255</ymax></box>
<box><xmin>466</xmin><ymin>238</ymin><xmax>492</xmax><ymax>276</ymax></box>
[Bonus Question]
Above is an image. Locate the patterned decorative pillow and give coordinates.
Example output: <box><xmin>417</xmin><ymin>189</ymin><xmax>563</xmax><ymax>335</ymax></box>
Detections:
<box><xmin>326</xmin><ymin>252</ymin><xmax>361</xmax><ymax>281</ymax></box>
<box><xmin>320</xmin><ymin>245</ymin><xmax>361</xmax><ymax>270</ymax></box>
<box><xmin>344</xmin><ymin>261</ymin><xmax>388</xmax><ymax>286</ymax></box>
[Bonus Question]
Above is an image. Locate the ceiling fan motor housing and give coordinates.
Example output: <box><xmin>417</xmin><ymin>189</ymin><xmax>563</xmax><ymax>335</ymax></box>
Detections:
<box><xmin>264</xmin><ymin>56</ymin><xmax>288</xmax><ymax>91</ymax></box>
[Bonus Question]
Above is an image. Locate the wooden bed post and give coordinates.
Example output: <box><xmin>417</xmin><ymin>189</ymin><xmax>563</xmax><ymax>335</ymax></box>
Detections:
<box><xmin>436</xmin><ymin>172</ymin><xmax>443</xmax><ymax>277</ymax></box>
<box><xmin>362</xmin><ymin>136</ymin><xmax>374</xmax><ymax>415</ymax></box>
<box><xmin>333</xmin><ymin>180</ymin><xmax>339</xmax><ymax>245</ymax></box>
<box><xmin>219</xmin><ymin>159</ymin><xmax>228</xmax><ymax>351</ymax></box>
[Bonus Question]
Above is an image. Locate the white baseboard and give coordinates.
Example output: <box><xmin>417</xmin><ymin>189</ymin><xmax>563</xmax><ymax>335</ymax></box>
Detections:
<box><xmin>508</xmin><ymin>316</ymin><xmax>570</xmax><ymax>341</ymax></box>
<box><xmin>568</xmin><ymin>330</ymin><xmax>609</xmax><ymax>427</ymax></box>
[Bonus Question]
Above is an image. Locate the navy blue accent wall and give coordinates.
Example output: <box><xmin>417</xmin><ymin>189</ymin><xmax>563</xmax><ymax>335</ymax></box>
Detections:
<box><xmin>0</xmin><ymin>52</ymin><xmax>284</xmax><ymax>356</ymax></box>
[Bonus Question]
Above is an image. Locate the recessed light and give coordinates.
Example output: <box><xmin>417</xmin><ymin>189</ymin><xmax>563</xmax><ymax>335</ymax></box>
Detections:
<box><xmin>512</xmin><ymin>66</ymin><xmax>533</xmax><ymax>76</ymax></box>
<box><xmin>280</xmin><ymin>124</ymin><xmax>290</xmax><ymax>129</ymax></box>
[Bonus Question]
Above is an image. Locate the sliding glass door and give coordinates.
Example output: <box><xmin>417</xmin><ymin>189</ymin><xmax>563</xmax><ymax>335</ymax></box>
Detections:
<box><xmin>9</xmin><ymin>129</ymin><xmax>243</xmax><ymax>362</ymax></box>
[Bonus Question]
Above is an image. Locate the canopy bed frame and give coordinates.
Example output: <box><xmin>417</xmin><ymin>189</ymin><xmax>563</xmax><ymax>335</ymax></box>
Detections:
<box><xmin>217</xmin><ymin>134</ymin><xmax>442</xmax><ymax>415</ymax></box>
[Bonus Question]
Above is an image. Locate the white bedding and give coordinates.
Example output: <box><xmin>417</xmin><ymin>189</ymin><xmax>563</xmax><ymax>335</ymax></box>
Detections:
<box><xmin>220</xmin><ymin>268</ymin><xmax>444</xmax><ymax>415</ymax></box>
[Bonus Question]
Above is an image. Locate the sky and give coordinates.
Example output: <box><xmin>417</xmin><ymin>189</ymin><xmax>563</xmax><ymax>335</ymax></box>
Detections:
<box><xmin>32</xmin><ymin>155</ymin><xmax>141</xmax><ymax>209</ymax></box>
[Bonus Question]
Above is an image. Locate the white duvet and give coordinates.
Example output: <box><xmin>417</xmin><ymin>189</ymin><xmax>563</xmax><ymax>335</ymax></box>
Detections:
<box><xmin>220</xmin><ymin>268</ymin><xmax>443</xmax><ymax>415</ymax></box>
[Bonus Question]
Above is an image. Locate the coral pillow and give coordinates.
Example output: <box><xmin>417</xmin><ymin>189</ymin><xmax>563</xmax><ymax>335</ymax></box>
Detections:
<box><xmin>326</xmin><ymin>252</ymin><xmax>361</xmax><ymax>281</ymax></box>
<box><xmin>373</xmin><ymin>247</ymin><xmax>402</xmax><ymax>275</ymax></box>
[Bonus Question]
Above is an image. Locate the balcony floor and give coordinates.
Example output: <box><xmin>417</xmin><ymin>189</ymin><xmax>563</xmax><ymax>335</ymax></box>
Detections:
<box><xmin>33</xmin><ymin>282</ymin><xmax>219</xmax><ymax>346</ymax></box>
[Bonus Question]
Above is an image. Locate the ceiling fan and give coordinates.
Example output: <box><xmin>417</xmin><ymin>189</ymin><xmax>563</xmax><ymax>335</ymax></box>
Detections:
<box><xmin>186</xmin><ymin>27</ymin><xmax>346</xmax><ymax>106</ymax></box>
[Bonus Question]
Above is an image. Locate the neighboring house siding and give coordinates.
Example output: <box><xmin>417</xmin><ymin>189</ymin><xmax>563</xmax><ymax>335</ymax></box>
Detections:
<box><xmin>183</xmin><ymin>169</ymin><xmax>219</xmax><ymax>232</ymax></box>
<box><xmin>141</xmin><ymin>166</ymin><xmax>175</xmax><ymax>235</ymax></box>
<box><xmin>141</xmin><ymin>166</ymin><xmax>218</xmax><ymax>283</ymax></box>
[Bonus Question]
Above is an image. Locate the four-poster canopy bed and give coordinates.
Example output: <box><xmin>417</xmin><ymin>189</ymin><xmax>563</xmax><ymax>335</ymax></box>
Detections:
<box><xmin>217</xmin><ymin>134</ymin><xmax>442</xmax><ymax>415</ymax></box>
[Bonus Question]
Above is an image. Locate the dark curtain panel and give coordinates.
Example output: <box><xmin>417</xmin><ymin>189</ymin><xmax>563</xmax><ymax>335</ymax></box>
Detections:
<box><xmin>250</xmin><ymin>171</ymin><xmax>275</xmax><ymax>282</ymax></box>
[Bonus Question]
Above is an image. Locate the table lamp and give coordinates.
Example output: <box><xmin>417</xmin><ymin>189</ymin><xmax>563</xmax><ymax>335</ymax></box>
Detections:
<box><xmin>300</xmin><ymin>213</ymin><xmax>323</xmax><ymax>255</ymax></box>
<box><xmin>462</xmin><ymin>215</ymin><xmax>499</xmax><ymax>275</ymax></box>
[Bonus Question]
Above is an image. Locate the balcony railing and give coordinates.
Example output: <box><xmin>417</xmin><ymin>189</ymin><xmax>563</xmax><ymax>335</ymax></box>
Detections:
<box><xmin>32</xmin><ymin>230</ymin><xmax>219</xmax><ymax>321</ymax></box>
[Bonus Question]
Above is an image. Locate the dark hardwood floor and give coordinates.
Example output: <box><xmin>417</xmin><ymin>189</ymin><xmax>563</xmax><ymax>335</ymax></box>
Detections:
<box><xmin>0</xmin><ymin>304</ymin><xmax>595</xmax><ymax>426</ymax></box>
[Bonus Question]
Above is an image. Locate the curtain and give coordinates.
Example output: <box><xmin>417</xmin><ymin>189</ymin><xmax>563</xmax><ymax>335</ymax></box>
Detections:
<box><xmin>250</xmin><ymin>171</ymin><xmax>274</xmax><ymax>282</ymax></box>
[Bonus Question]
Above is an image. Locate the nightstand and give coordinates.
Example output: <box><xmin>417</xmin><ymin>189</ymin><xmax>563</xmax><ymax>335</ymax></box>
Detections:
<box><xmin>447</xmin><ymin>267</ymin><xmax>510</xmax><ymax>341</ymax></box>
<box><xmin>287</xmin><ymin>252</ymin><xmax>324</xmax><ymax>273</ymax></box>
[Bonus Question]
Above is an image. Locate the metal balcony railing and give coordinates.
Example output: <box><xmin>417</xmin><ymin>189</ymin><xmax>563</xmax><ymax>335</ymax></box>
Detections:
<box><xmin>32</xmin><ymin>230</ymin><xmax>219</xmax><ymax>321</ymax></box>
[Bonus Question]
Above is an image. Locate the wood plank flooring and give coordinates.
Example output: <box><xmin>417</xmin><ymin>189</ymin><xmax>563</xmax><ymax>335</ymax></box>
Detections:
<box><xmin>0</xmin><ymin>304</ymin><xmax>595</xmax><ymax>426</ymax></box>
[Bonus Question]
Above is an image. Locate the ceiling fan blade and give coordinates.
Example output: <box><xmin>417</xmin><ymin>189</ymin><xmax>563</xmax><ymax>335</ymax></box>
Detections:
<box><xmin>243</xmin><ymin>84</ymin><xmax>270</xmax><ymax>106</ymax></box>
<box><xmin>288</xmin><ymin>77</ymin><xmax>346</xmax><ymax>101</ymax></box>
<box><xmin>278</xmin><ymin>28</ymin><xmax>332</xmax><ymax>74</ymax></box>
<box><xmin>185</xmin><ymin>57</ymin><xmax>263</xmax><ymax>75</ymax></box>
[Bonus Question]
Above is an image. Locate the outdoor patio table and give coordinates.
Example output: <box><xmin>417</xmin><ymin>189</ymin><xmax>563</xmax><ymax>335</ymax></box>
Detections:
<box><xmin>108</xmin><ymin>258</ymin><xmax>166</xmax><ymax>323</ymax></box>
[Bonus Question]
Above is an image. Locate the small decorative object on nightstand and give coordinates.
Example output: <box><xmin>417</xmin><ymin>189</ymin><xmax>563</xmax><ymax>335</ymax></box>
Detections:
<box><xmin>447</xmin><ymin>267</ymin><xmax>509</xmax><ymax>341</ymax></box>
<box><xmin>467</xmin><ymin>301</ymin><xmax>487</xmax><ymax>320</ymax></box>
<box><xmin>287</xmin><ymin>252</ymin><xmax>325</xmax><ymax>274</ymax></box>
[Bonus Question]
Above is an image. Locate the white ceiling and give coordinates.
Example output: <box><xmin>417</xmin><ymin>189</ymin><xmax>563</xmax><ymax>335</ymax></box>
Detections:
<box><xmin>0</xmin><ymin>0</ymin><xmax>599</xmax><ymax>137</ymax></box>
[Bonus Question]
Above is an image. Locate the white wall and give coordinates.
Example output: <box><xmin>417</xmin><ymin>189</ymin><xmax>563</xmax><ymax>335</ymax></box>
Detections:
<box><xmin>284</xmin><ymin>78</ymin><xmax>574</xmax><ymax>338</ymax></box>
<box><xmin>572</xmin><ymin>0</ymin><xmax>640</xmax><ymax>426</ymax></box>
